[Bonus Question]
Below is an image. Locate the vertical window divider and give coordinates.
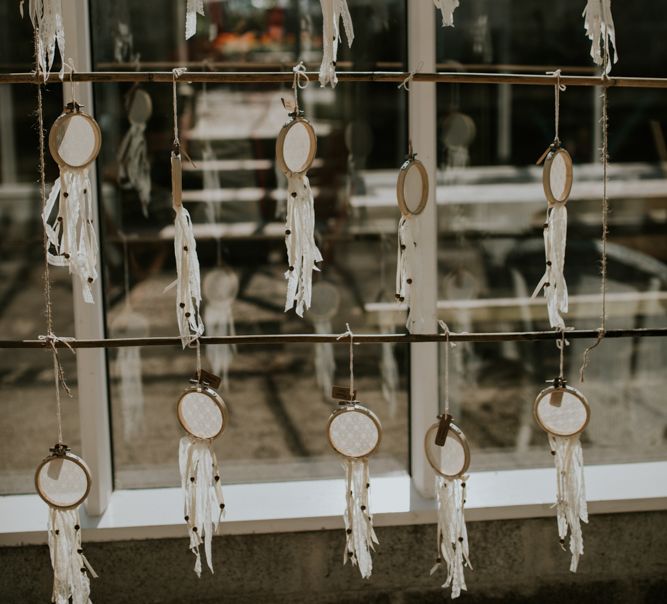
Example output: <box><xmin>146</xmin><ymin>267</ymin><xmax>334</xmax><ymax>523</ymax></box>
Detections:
<box><xmin>61</xmin><ymin>0</ymin><xmax>113</xmax><ymax>516</ymax></box>
<box><xmin>407</xmin><ymin>0</ymin><xmax>439</xmax><ymax>498</ymax></box>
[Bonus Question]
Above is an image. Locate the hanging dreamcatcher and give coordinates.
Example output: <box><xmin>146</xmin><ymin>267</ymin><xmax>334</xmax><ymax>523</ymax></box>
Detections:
<box><xmin>433</xmin><ymin>1</ymin><xmax>461</xmax><ymax>27</ymax></box>
<box><xmin>118</xmin><ymin>86</ymin><xmax>152</xmax><ymax>217</ymax></box>
<box><xmin>167</xmin><ymin>68</ymin><xmax>205</xmax><ymax>347</ymax></box>
<box><xmin>177</xmin><ymin>365</ymin><xmax>228</xmax><ymax>576</ymax></box>
<box><xmin>582</xmin><ymin>0</ymin><xmax>618</xmax><ymax>75</ymax></box>
<box><xmin>185</xmin><ymin>0</ymin><xmax>205</xmax><ymax>40</ymax></box>
<box><xmin>395</xmin><ymin>144</ymin><xmax>430</xmax><ymax>333</ymax></box>
<box><xmin>36</xmin><ymin>443</ymin><xmax>98</xmax><ymax>603</ymax></box>
<box><xmin>425</xmin><ymin>323</ymin><xmax>472</xmax><ymax>599</ymax></box>
<box><xmin>319</xmin><ymin>0</ymin><xmax>354</xmax><ymax>87</ymax></box>
<box><xmin>203</xmin><ymin>267</ymin><xmax>238</xmax><ymax>392</ymax></box>
<box><xmin>276</xmin><ymin>63</ymin><xmax>323</xmax><ymax>317</ymax></box>
<box><xmin>44</xmin><ymin>92</ymin><xmax>102</xmax><ymax>304</ymax></box>
<box><xmin>21</xmin><ymin>0</ymin><xmax>65</xmax><ymax>80</ymax></box>
<box><xmin>307</xmin><ymin>281</ymin><xmax>340</xmax><ymax>399</ymax></box>
<box><xmin>327</xmin><ymin>326</ymin><xmax>381</xmax><ymax>579</ymax></box>
<box><xmin>110</xmin><ymin>237</ymin><xmax>148</xmax><ymax>443</ymax></box>
<box><xmin>532</xmin><ymin>71</ymin><xmax>573</xmax><ymax>330</ymax></box>
<box><xmin>535</xmin><ymin>333</ymin><xmax>590</xmax><ymax>572</ymax></box>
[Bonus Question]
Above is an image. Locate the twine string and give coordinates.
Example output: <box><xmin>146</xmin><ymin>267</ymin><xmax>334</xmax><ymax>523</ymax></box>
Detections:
<box><xmin>556</xmin><ymin>328</ymin><xmax>569</xmax><ymax>380</ymax></box>
<box><xmin>438</xmin><ymin>321</ymin><xmax>456</xmax><ymax>417</ymax></box>
<box><xmin>337</xmin><ymin>323</ymin><xmax>355</xmax><ymax>399</ymax></box>
<box><xmin>547</xmin><ymin>69</ymin><xmax>566</xmax><ymax>142</ymax></box>
<box><xmin>292</xmin><ymin>61</ymin><xmax>308</xmax><ymax>114</ymax></box>
<box><xmin>172</xmin><ymin>67</ymin><xmax>188</xmax><ymax>147</ymax></box>
<box><xmin>398</xmin><ymin>61</ymin><xmax>423</xmax><ymax>92</ymax></box>
<box><xmin>579</xmin><ymin>82</ymin><xmax>610</xmax><ymax>382</ymax></box>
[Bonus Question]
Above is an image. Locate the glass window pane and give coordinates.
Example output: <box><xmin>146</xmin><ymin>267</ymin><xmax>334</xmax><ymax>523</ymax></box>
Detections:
<box><xmin>435</xmin><ymin>0</ymin><xmax>667</xmax><ymax>469</ymax></box>
<box><xmin>90</xmin><ymin>0</ymin><xmax>410</xmax><ymax>488</ymax></box>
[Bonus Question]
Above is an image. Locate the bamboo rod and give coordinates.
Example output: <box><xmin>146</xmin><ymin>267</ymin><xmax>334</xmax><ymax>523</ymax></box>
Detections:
<box><xmin>2</xmin><ymin>70</ymin><xmax>667</xmax><ymax>89</ymax></box>
<box><xmin>2</xmin><ymin>328</ymin><xmax>666</xmax><ymax>349</ymax></box>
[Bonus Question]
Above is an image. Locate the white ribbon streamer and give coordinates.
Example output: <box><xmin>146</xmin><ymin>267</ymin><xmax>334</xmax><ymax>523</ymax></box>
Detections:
<box><xmin>430</xmin><ymin>475</ymin><xmax>471</xmax><ymax>599</ymax></box>
<box><xmin>319</xmin><ymin>0</ymin><xmax>355</xmax><ymax>87</ymax></box>
<box><xmin>42</xmin><ymin>170</ymin><xmax>98</xmax><ymax>304</ymax></box>
<box><xmin>582</xmin><ymin>0</ymin><xmax>618</xmax><ymax>74</ymax></box>
<box><xmin>343</xmin><ymin>458</ymin><xmax>378</xmax><ymax>579</ymax></box>
<box><xmin>48</xmin><ymin>507</ymin><xmax>96</xmax><ymax>604</ymax></box>
<box><xmin>185</xmin><ymin>0</ymin><xmax>205</xmax><ymax>40</ymax></box>
<box><xmin>117</xmin><ymin>119</ymin><xmax>151</xmax><ymax>217</ymax></box>
<box><xmin>532</xmin><ymin>204</ymin><xmax>568</xmax><ymax>329</ymax></box>
<box><xmin>284</xmin><ymin>173</ymin><xmax>323</xmax><ymax>317</ymax></box>
<box><xmin>549</xmin><ymin>434</ymin><xmax>588</xmax><ymax>572</ymax></box>
<box><xmin>24</xmin><ymin>0</ymin><xmax>65</xmax><ymax>80</ymax></box>
<box><xmin>179</xmin><ymin>436</ymin><xmax>225</xmax><ymax>577</ymax></box>
<box><xmin>396</xmin><ymin>216</ymin><xmax>426</xmax><ymax>332</ymax></box>
<box><xmin>433</xmin><ymin>0</ymin><xmax>461</xmax><ymax>27</ymax></box>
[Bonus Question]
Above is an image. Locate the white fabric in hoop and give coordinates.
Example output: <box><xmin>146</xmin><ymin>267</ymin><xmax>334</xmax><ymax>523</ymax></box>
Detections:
<box><xmin>319</xmin><ymin>0</ymin><xmax>355</xmax><ymax>87</ymax></box>
<box><xmin>179</xmin><ymin>391</ymin><xmax>224</xmax><ymax>440</ymax></box>
<box><xmin>329</xmin><ymin>410</ymin><xmax>379</xmax><ymax>458</ymax></box>
<box><xmin>37</xmin><ymin>457</ymin><xmax>89</xmax><ymax>509</ymax></box>
<box><xmin>535</xmin><ymin>390</ymin><xmax>588</xmax><ymax>437</ymax></box>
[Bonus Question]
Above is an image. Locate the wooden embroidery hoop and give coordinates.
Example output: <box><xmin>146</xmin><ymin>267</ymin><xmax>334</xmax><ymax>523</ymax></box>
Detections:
<box><xmin>327</xmin><ymin>402</ymin><xmax>382</xmax><ymax>460</ymax></box>
<box><xmin>34</xmin><ymin>444</ymin><xmax>92</xmax><ymax>510</ymax></box>
<box><xmin>396</xmin><ymin>146</ymin><xmax>429</xmax><ymax>218</ymax></box>
<box><xmin>533</xmin><ymin>380</ymin><xmax>591</xmax><ymax>438</ymax></box>
<box><xmin>177</xmin><ymin>375</ymin><xmax>229</xmax><ymax>441</ymax></box>
<box><xmin>127</xmin><ymin>88</ymin><xmax>153</xmax><ymax>126</ymax></box>
<box><xmin>542</xmin><ymin>144</ymin><xmax>573</xmax><ymax>206</ymax></box>
<box><xmin>424</xmin><ymin>419</ymin><xmax>471</xmax><ymax>479</ymax></box>
<box><xmin>276</xmin><ymin>115</ymin><xmax>317</xmax><ymax>178</ymax></box>
<box><xmin>49</xmin><ymin>103</ymin><xmax>102</xmax><ymax>170</ymax></box>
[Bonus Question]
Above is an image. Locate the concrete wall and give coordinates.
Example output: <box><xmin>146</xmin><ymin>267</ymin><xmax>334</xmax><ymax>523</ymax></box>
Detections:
<box><xmin>1</xmin><ymin>512</ymin><xmax>665</xmax><ymax>603</ymax></box>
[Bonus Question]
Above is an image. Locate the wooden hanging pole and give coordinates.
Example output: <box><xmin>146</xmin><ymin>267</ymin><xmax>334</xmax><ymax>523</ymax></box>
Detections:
<box><xmin>2</xmin><ymin>70</ymin><xmax>667</xmax><ymax>88</ymax></box>
<box><xmin>0</xmin><ymin>327</ymin><xmax>664</xmax><ymax>349</ymax></box>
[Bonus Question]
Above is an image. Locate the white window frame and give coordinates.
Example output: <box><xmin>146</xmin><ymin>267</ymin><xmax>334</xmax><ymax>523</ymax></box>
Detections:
<box><xmin>1</xmin><ymin>0</ymin><xmax>666</xmax><ymax>546</ymax></box>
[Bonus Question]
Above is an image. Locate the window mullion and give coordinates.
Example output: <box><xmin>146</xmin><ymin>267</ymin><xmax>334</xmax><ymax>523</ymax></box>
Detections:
<box><xmin>61</xmin><ymin>0</ymin><xmax>113</xmax><ymax>516</ymax></box>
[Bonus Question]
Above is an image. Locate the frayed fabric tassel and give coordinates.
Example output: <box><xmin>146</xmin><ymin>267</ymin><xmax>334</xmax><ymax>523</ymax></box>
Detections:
<box><xmin>23</xmin><ymin>0</ymin><xmax>65</xmax><ymax>80</ymax></box>
<box><xmin>179</xmin><ymin>436</ymin><xmax>225</xmax><ymax>577</ymax></box>
<box><xmin>319</xmin><ymin>0</ymin><xmax>354</xmax><ymax>87</ymax></box>
<box><xmin>430</xmin><ymin>476</ymin><xmax>471</xmax><ymax>599</ymax></box>
<box><xmin>532</xmin><ymin>204</ymin><xmax>568</xmax><ymax>329</ymax></box>
<box><xmin>284</xmin><ymin>174</ymin><xmax>323</xmax><ymax>317</ymax></box>
<box><xmin>48</xmin><ymin>507</ymin><xmax>97</xmax><ymax>604</ymax></box>
<box><xmin>204</xmin><ymin>302</ymin><xmax>236</xmax><ymax>392</ymax></box>
<box><xmin>185</xmin><ymin>0</ymin><xmax>205</xmax><ymax>40</ymax></box>
<box><xmin>115</xmin><ymin>346</ymin><xmax>144</xmax><ymax>442</ymax></box>
<box><xmin>549</xmin><ymin>434</ymin><xmax>588</xmax><ymax>572</ymax></box>
<box><xmin>169</xmin><ymin>151</ymin><xmax>205</xmax><ymax>347</ymax></box>
<box><xmin>43</xmin><ymin>171</ymin><xmax>98</xmax><ymax>304</ymax></box>
<box><xmin>117</xmin><ymin>120</ymin><xmax>151</xmax><ymax>217</ymax></box>
<box><xmin>583</xmin><ymin>0</ymin><xmax>618</xmax><ymax>74</ymax></box>
<box><xmin>434</xmin><ymin>0</ymin><xmax>460</xmax><ymax>27</ymax></box>
<box><xmin>313</xmin><ymin>319</ymin><xmax>336</xmax><ymax>398</ymax></box>
<box><xmin>343</xmin><ymin>458</ymin><xmax>378</xmax><ymax>579</ymax></box>
<box><xmin>396</xmin><ymin>216</ymin><xmax>425</xmax><ymax>332</ymax></box>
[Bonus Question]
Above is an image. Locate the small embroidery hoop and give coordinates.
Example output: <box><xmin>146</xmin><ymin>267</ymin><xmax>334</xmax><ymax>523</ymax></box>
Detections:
<box><xmin>442</xmin><ymin>111</ymin><xmax>477</xmax><ymax>150</ymax></box>
<box><xmin>34</xmin><ymin>444</ymin><xmax>92</xmax><ymax>510</ymax></box>
<box><xmin>396</xmin><ymin>147</ymin><xmax>429</xmax><ymax>218</ymax></box>
<box><xmin>276</xmin><ymin>115</ymin><xmax>317</xmax><ymax>178</ymax></box>
<box><xmin>533</xmin><ymin>380</ymin><xmax>590</xmax><ymax>438</ymax></box>
<box><xmin>542</xmin><ymin>144</ymin><xmax>573</xmax><ymax>206</ymax></box>
<box><xmin>177</xmin><ymin>378</ymin><xmax>229</xmax><ymax>441</ymax></box>
<box><xmin>424</xmin><ymin>418</ymin><xmax>471</xmax><ymax>479</ymax></box>
<box><xmin>49</xmin><ymin>103</ymin><xmax>102</xmax><ymax>170</ymax></box>
<box><xmin>327</xmin><ymin>402</ymin><xmax>382</xmax><ymax>460</ymax></box>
